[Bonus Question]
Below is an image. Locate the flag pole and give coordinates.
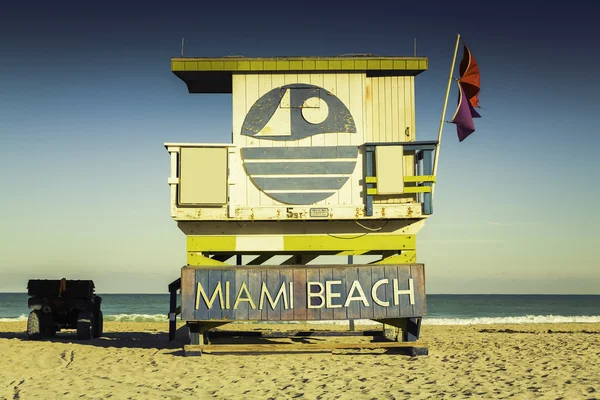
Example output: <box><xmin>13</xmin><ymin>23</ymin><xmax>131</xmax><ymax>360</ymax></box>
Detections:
<box><xmin>431</xmin><ymin>33</ymin><xmax>461</xmax><ymax>200</ymax></box>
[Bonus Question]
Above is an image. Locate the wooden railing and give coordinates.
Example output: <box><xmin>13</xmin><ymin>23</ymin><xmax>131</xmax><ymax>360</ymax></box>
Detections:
<box><xmin>364</xmin><ymin>141</ymin><xmax>438</xmax><ymax>216</ymax></box>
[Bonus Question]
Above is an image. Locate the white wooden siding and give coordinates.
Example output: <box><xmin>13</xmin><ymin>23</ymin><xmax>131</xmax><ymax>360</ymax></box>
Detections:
<box><xmin>365</xmin><ymin>76</ymin><xmax>415</xmax><ymax>143</ymax></box>
<box><xmin>364</xmin><ymin>76</ymin><xmax>417</xmax><ymax>204</ymax></box>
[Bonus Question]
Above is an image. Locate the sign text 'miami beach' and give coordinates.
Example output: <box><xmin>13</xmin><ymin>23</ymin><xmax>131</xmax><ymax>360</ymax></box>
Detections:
<box><xmin>180</xmin><ymin>264</ymin><xmax>426</xmax><ymax>321</ymax></box>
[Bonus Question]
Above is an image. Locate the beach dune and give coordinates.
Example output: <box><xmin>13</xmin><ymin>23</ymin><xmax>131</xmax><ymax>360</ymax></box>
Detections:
<box><xmin>1</xmin><ymin>321</ymin><xmax>599</xmax><ymax>399</ymax></box>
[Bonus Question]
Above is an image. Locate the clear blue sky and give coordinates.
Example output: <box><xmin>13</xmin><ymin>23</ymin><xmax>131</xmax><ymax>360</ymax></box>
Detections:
<box><xmin>1</xmin><ymin>1</ymin><xmax>598</xmax><ymax>293</ymax></box>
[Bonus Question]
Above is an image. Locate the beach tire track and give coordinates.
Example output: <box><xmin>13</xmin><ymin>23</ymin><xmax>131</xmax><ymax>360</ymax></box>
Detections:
<box><xmin>12</xmin><ymin>379</ymin><xmax>24</xmax><ymax>400</ymax></box>
<box><xmin>60</xmin><ymin>350</ymin><xmax>75</xmax><ymax>368</ymax></box>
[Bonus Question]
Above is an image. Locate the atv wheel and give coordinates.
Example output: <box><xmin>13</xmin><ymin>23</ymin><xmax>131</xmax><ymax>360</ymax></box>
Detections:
<box><xmin>93</xmin><ymin>311</ymin><xmax>103</xmax><ymax>338</ymax></box>
<box><xmin>76</xmin><ymin>311</ymin><xmax>94</xmax><ymax>340</ymax></box>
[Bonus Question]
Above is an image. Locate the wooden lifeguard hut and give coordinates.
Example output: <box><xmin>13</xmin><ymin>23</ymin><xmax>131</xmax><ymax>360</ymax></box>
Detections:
<box><xmin>165</xmin><ymin>54</ymin><xmax>436</xmax><ymax>355</ymax></box>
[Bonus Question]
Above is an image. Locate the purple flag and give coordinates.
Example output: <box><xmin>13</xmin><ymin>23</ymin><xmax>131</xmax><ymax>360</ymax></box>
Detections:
<box><xmin>450</xmin><ymin>81</ymin><xmax>481</xmax><ymax>142</ymax></box>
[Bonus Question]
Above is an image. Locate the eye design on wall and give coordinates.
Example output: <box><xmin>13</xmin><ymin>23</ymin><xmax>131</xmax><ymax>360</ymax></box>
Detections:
<box><xmin>241</xmin><ymin>84</ymin><xmax>357</xmax><ymax>140</ymax></box>
<box><xmin>240</xmin><ymin>83</ymin><xmax>359</xmax><ymax>206</ymax></box>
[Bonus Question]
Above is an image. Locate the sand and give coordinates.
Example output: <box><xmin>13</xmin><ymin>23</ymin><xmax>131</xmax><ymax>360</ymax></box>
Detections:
<box><xmin>1</xmin><ymin>321</ymin><xmax>599</xmax><ymax>399</ymax></box>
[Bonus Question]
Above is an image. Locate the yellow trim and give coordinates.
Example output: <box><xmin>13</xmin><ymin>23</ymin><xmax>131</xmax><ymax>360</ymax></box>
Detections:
<box><xmin>367</xmin><ymin>186</ymin><xmax>431</xmax><ymax>195</ymax></box>
<box><xmin>187</xmin><ymin>235</ymin><xmax>415</xmax><ymax>253</ymax></box>
<box><xmin>374</xmin><ymin>251</ymin><xmax>417</xmax><ymax>265</ymax></box>
<box><xmin>171</xmin><ymin>57</ymin><xmax>429</xmax><ymax>73</ymax></box>
<box><xmin>380</xmin><ymin>60</ymin><xmax>394</xmax><ymax>69</ymax></box>
<box><xmin>187</xmin><ymin>236</ymin><xmax>237</xmax><ymax>252</ymax></box>
<box><xmin>283</xmin><ymin>235</ymin><xmax>415</xmax><ymax>251</ymax></box>
<box><xmin>366</xmin><ymin>175</ymin><xmax>436</xmax><ymax>184</ymax></box>
<box><xmin>404</xmin><ymin>175</ymin><xmax>436</xmax><ymax>183</ymax></box>
<box><xmin>337</xmin><ymin>250</ymin><xmax>369</xmax><ymax>256</ymax></box>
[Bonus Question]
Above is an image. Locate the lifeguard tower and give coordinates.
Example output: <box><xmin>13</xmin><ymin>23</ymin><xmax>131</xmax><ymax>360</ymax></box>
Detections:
<box><xmin>165</xmin><ymin>54</ymin><xmax>436</xmax><ymax>355</ymax></box>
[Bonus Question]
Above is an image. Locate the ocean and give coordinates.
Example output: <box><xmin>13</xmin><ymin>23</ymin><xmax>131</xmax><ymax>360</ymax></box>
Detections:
<box><xmin>1</xmin><ymin>293</ymin><xmax>599</xmax><ymax>325</ymax></box>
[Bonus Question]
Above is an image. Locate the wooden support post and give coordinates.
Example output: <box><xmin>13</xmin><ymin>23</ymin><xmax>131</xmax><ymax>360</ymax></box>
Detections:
<box><xmin>188</xmin><ymin>322</ymin><xmax>201</xmax><ymax>345</ymax></box>
<box><xmin>168</xmin><ymin>278</ymin><xmax>181</xmax><ymax>342</ymax></box>
<box><xmin>402</xmin><ymin>317</ymin><xmax>422</xmax><ymax>342</ymax></box>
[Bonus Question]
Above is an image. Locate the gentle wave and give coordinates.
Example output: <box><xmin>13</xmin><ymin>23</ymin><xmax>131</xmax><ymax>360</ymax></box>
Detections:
<box><xmin>0</xmin><ymin>314</ymin><xmax>28</xmax><ymax>322</ymax></box>
<box><xmin>422</xmin><ymin>315</ymin><xmax>600</xmax><ymax>325</ymax></box>
<box><xmin>103</xmin><ymin>314</ymin><xmax>169</xmax><ymax>322</ymax></box>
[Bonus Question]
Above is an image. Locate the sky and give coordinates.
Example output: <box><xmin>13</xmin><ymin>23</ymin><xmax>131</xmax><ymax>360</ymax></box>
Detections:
<box><xmin>1</xmin><ymin>1</ymin><xmax>599</xmax><ymax>294</ymax></box>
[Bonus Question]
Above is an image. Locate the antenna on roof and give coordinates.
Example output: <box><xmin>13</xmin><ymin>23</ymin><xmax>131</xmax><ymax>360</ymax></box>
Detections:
<box><xmin>414</xmin><ymin>38</ymin><xmax>417</xmax><ymax>56</ymax></box>
<box><xmin>181</xmin><ymin>38</ymin><xmax>185</xmax><ymax>57</ymax></box>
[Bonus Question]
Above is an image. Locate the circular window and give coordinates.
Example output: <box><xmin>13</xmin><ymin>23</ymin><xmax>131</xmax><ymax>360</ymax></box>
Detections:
<box><xmin>301</xmin><ymin>97</ymin><xmax>329</xmax><ymax>125</ymax></box>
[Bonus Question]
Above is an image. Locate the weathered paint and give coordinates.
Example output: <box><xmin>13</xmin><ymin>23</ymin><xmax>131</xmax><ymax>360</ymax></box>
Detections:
<box><xmin>180</xmin><ymin>264</ymin><xmax>426</xmax><ymax>321</ymax></box>
<box><xmin>186</xmin><ymin>234</ymin><xmax>416</xmax><ymax>258</ymax></box>
<box><xmin>241</xmin><ymin>84</ymin><xmax>356</xmax><ymax>140</ymax></box>
<box><xmin>231</xmin><ymin>73</ymin><xmax>365</xmax><ymax>210</ymax></box>
<box><xmin>243</xmin><ymin>161</ymin><xmax>356</xmax><ymax>175</ymax></box>
<box><xmin>165</xmin><ymin>57</ymin><xmax>436</xmax><ymax>221</ymax></box>
<box><xmin>241</xmin><ymin>146</ymin><xmax>358</xmax><ymax>159</ymax></box>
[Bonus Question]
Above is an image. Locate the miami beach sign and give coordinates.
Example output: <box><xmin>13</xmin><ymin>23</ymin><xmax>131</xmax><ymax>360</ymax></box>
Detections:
<box><xmin>180</xmin><ymin>264</ymin><xmax>426</xmax><ymax>321</ymax></box>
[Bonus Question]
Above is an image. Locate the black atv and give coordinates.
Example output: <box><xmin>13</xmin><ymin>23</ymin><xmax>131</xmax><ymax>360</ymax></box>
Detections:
<box><xmin>26</xmin><ymin>279</ymin><xmax>103</xmax><ymax>340</ymax></box>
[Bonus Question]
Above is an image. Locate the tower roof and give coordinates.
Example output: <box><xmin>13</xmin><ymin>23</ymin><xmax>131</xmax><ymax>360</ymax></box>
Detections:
<box><xmin>171</xmin><ymin>55</ymin><xmax>428</xmax><ymax>93</ymax></box>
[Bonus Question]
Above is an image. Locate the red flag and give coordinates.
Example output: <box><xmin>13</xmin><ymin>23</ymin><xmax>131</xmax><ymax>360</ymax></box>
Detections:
<box><xmin>458</xmin><ymin>44</ymin><xmax>481</xmax><ymax>108</ymax></box>
<box><xmin>451</xmin><ymin>81</ymin><xmax>480</xmax><ymax>142</ymax></box>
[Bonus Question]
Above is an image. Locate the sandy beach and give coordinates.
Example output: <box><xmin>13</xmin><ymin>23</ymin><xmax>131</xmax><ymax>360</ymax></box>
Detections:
<box><xmin>1</xmin><ymin>321</ymin><xmax>598</xmax><ymax>399</ymax></box>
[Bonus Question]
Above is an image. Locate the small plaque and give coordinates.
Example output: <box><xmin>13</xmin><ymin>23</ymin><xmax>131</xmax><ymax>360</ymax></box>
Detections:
<box><xmin>310</xmin><ymin>208</ymin><xmax>329</xmax><ymax>217</ymax></box>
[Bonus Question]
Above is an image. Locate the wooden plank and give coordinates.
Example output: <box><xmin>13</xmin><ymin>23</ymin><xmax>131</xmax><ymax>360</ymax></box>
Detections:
<box><xmin>410</xmin><ymin>77</ymin><xmax>416</xmax><ymax>140</ymax></box>
<box><xmin>309</xmin><ymin>73</ymin><xmax>325</xmax><ymax>149</ymax></box>
<box><xmin>384</xmin><ymin>76</ymin><xmax>392</xmax><ymax>142</ymax></box>
<box><xmin>208</xmin><ymin>269</ymin><xmax>223</xmax><ymax>320</ymax></box>
<box><xmin>257</xmin><ymin>73</ymin><xmax>275</xmax><ymax>207</ymax></box>
<box><xmin>323</xmin><ymin>73</ymin><xmax>339</xmax><ymax>205</ymax></box>
<box><xmin>234</xmin><ymin>269</ymin><xmax>250</xmax><ymax>320</ymax></box>
<box><xmin>398</xmin><ymin>77</ymin><xmax>407</xmax><ymax>141</ymax></box>
<box><xmin>358</xmin><ymin>265</ymin><xmax>373</xmax><ymax>319</ymax></box>
<box><xmin>371</xmin><ymin>266</ymin><xmax>387</xmax><ymax>320</ymax></box>
<box><xmin>280</xmin><ymin>269</ymin><xmax>294</xmax><ymax>321</ymax></box>
<box><xmin>411</xmin><ymin>264</ymin><xmax>426</xmax><ymax>316</ymax></box>
<box><xmin>366</xmin><ymin>78</ymin><xmax>373</xmax><ymax>143</ymax></box>
<box><xmin>195</xmin><ymin>269</ymin><xmax>210</xmax><ymax>320</ymax></box>
<box><xmin>186</xmin><ymin>341</ymin><xmax>427</xmax><ymax>354</ymax></box>
<box><xmin>306</xmin><ymin>268</ymin><xmax>321</xmax><ymax>320</ymax></box>
<box><xmin>336</xmin><ymin>73</ymin><xmax>352</xmax><ymax>207</ymax></box>
<box><xmin>266</xmin><ymin>268</ymin><xmax>282</xmax><ymax>320</ymax></box>
<box><xmin>247</xmin><ymin>269</ymin><xmax>261</xmax><ymax>320</ymax></box>
<box><xmin>244</xmin><ymin>74</ymin><xmax>261</xmax><ymax>208</ymax></box>
<box><xmin>180</xmin><ymin>268</ymin><xmax>196</xmax><ymax>320</ymax></box>
<box><xmin>391</xmin><ymin>76</ymin><xmax>399</xmax><ymax>141</ymax></box>
<box><xmin>372</xmin><ymin>77</ymin><xmax>380</xmax><ymax>143</ymax></box>
<box><xmin>397</xmin><ymin>265</ymin><xmax>413</xmax><ymax>317</ymax></box>
<box><xmin>378</xmin><ymin>77</ymin><xmax>386</xmax><ymax>142</ymax></box>
<box><xmin>404</xmin><ymin>77</ymin><xmax>412</xmax><ymax>141</ymax></box>
<box><xmin>384</xmin><ymin>265</ymin><xmax>398</xmax><ymax>319</ymax></box>
<box><xmin>222</xmin><ymin>268</ymin><xmax>235</xmax><ymax>320</ymax></box>
<box><xmin>332</xmin><ymin>266</ymin><xmax>348</xmax><ymax>320</ymax></box>
<box><xmin>319</xmin><ymin>268</ymin><xmax>334</xmax><ymax>320</ymax></box>
<box><xmin>293</xmin><ymin>268</ymin><xmax>307</xmax><ymax>320</ymax></box>
<box><xmin>345</xmin><ymin>267</ymin><xmax>361</xmax><ymax>320</ymax></box>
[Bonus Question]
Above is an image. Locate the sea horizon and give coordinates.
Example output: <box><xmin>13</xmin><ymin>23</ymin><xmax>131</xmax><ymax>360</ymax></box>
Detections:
<box><xmin>2</xmin><ymin>293</ymin><xmax>599</xmax><ymax>325</ymax></box>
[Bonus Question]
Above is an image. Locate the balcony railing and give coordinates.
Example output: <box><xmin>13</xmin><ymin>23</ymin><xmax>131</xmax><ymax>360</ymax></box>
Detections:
<box><xmin>364</xmin><ymin>141</ymin><xmax>438</xmax><ymax>217</ymax></box>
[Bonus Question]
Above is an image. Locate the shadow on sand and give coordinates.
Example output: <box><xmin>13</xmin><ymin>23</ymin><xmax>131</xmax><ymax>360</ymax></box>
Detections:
<box><xmin>0</xmin><ymin>328</ymin><xmax>189</xmax><ymax>353</ymax></box>
<box><xmin>0</xmin><ymin>328</ymin><xmax>421</xmax><ymax>357</ymax></box>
